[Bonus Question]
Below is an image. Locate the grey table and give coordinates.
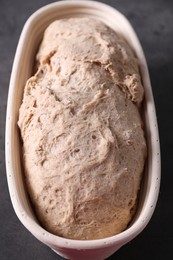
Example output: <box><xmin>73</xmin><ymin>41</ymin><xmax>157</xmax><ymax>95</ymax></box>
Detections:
<box><xmin>0</xmin><ymin>0</ymin><xmax>172</xmax><ymax>259</ymax></box>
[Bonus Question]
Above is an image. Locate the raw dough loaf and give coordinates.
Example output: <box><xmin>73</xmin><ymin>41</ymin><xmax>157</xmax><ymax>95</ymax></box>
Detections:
<box><xmin>18</xmin><ymin>18</ymin><xmax>147</xmax><ymax>240</ymax></box>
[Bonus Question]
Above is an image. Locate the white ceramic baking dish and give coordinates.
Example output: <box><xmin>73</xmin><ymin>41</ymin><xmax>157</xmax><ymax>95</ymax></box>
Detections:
<box><xmin>5</xmin><ymin>1</ymin><xmax>161</xmax><ymax>259</ymax></box>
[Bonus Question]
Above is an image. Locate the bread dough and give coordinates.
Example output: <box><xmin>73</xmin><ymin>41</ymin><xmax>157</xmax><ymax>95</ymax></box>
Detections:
<box><xmin>18</xmin><ymin>18</ymin><xmax>147</xmax><ymax>240</ymax></box>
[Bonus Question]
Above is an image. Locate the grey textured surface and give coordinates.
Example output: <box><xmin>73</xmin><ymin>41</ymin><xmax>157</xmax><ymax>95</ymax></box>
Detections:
<box><xmin>0</xmin><ymin>0</ymin><xmax>172</xmax><ymax>259</ymax></box>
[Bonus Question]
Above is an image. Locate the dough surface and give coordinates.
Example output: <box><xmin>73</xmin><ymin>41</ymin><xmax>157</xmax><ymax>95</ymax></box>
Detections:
<box><xmin>18</xmin><ymin>18</ymin><xmax>147</xmax><ymax>240</ymax></box>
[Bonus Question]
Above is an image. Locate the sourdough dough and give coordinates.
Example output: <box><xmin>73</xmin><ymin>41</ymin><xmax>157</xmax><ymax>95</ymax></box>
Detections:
<box><xmin>18</xmin><ymin>18</ymin><xmax>147</xmax><ymax>240</ymax></box>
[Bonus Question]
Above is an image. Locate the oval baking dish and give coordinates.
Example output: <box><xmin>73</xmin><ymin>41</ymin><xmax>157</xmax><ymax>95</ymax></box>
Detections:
<box><xmin>5</xmin><ymin>1</ymin><xmax>161</xmax><ymax>259</ymax></box>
